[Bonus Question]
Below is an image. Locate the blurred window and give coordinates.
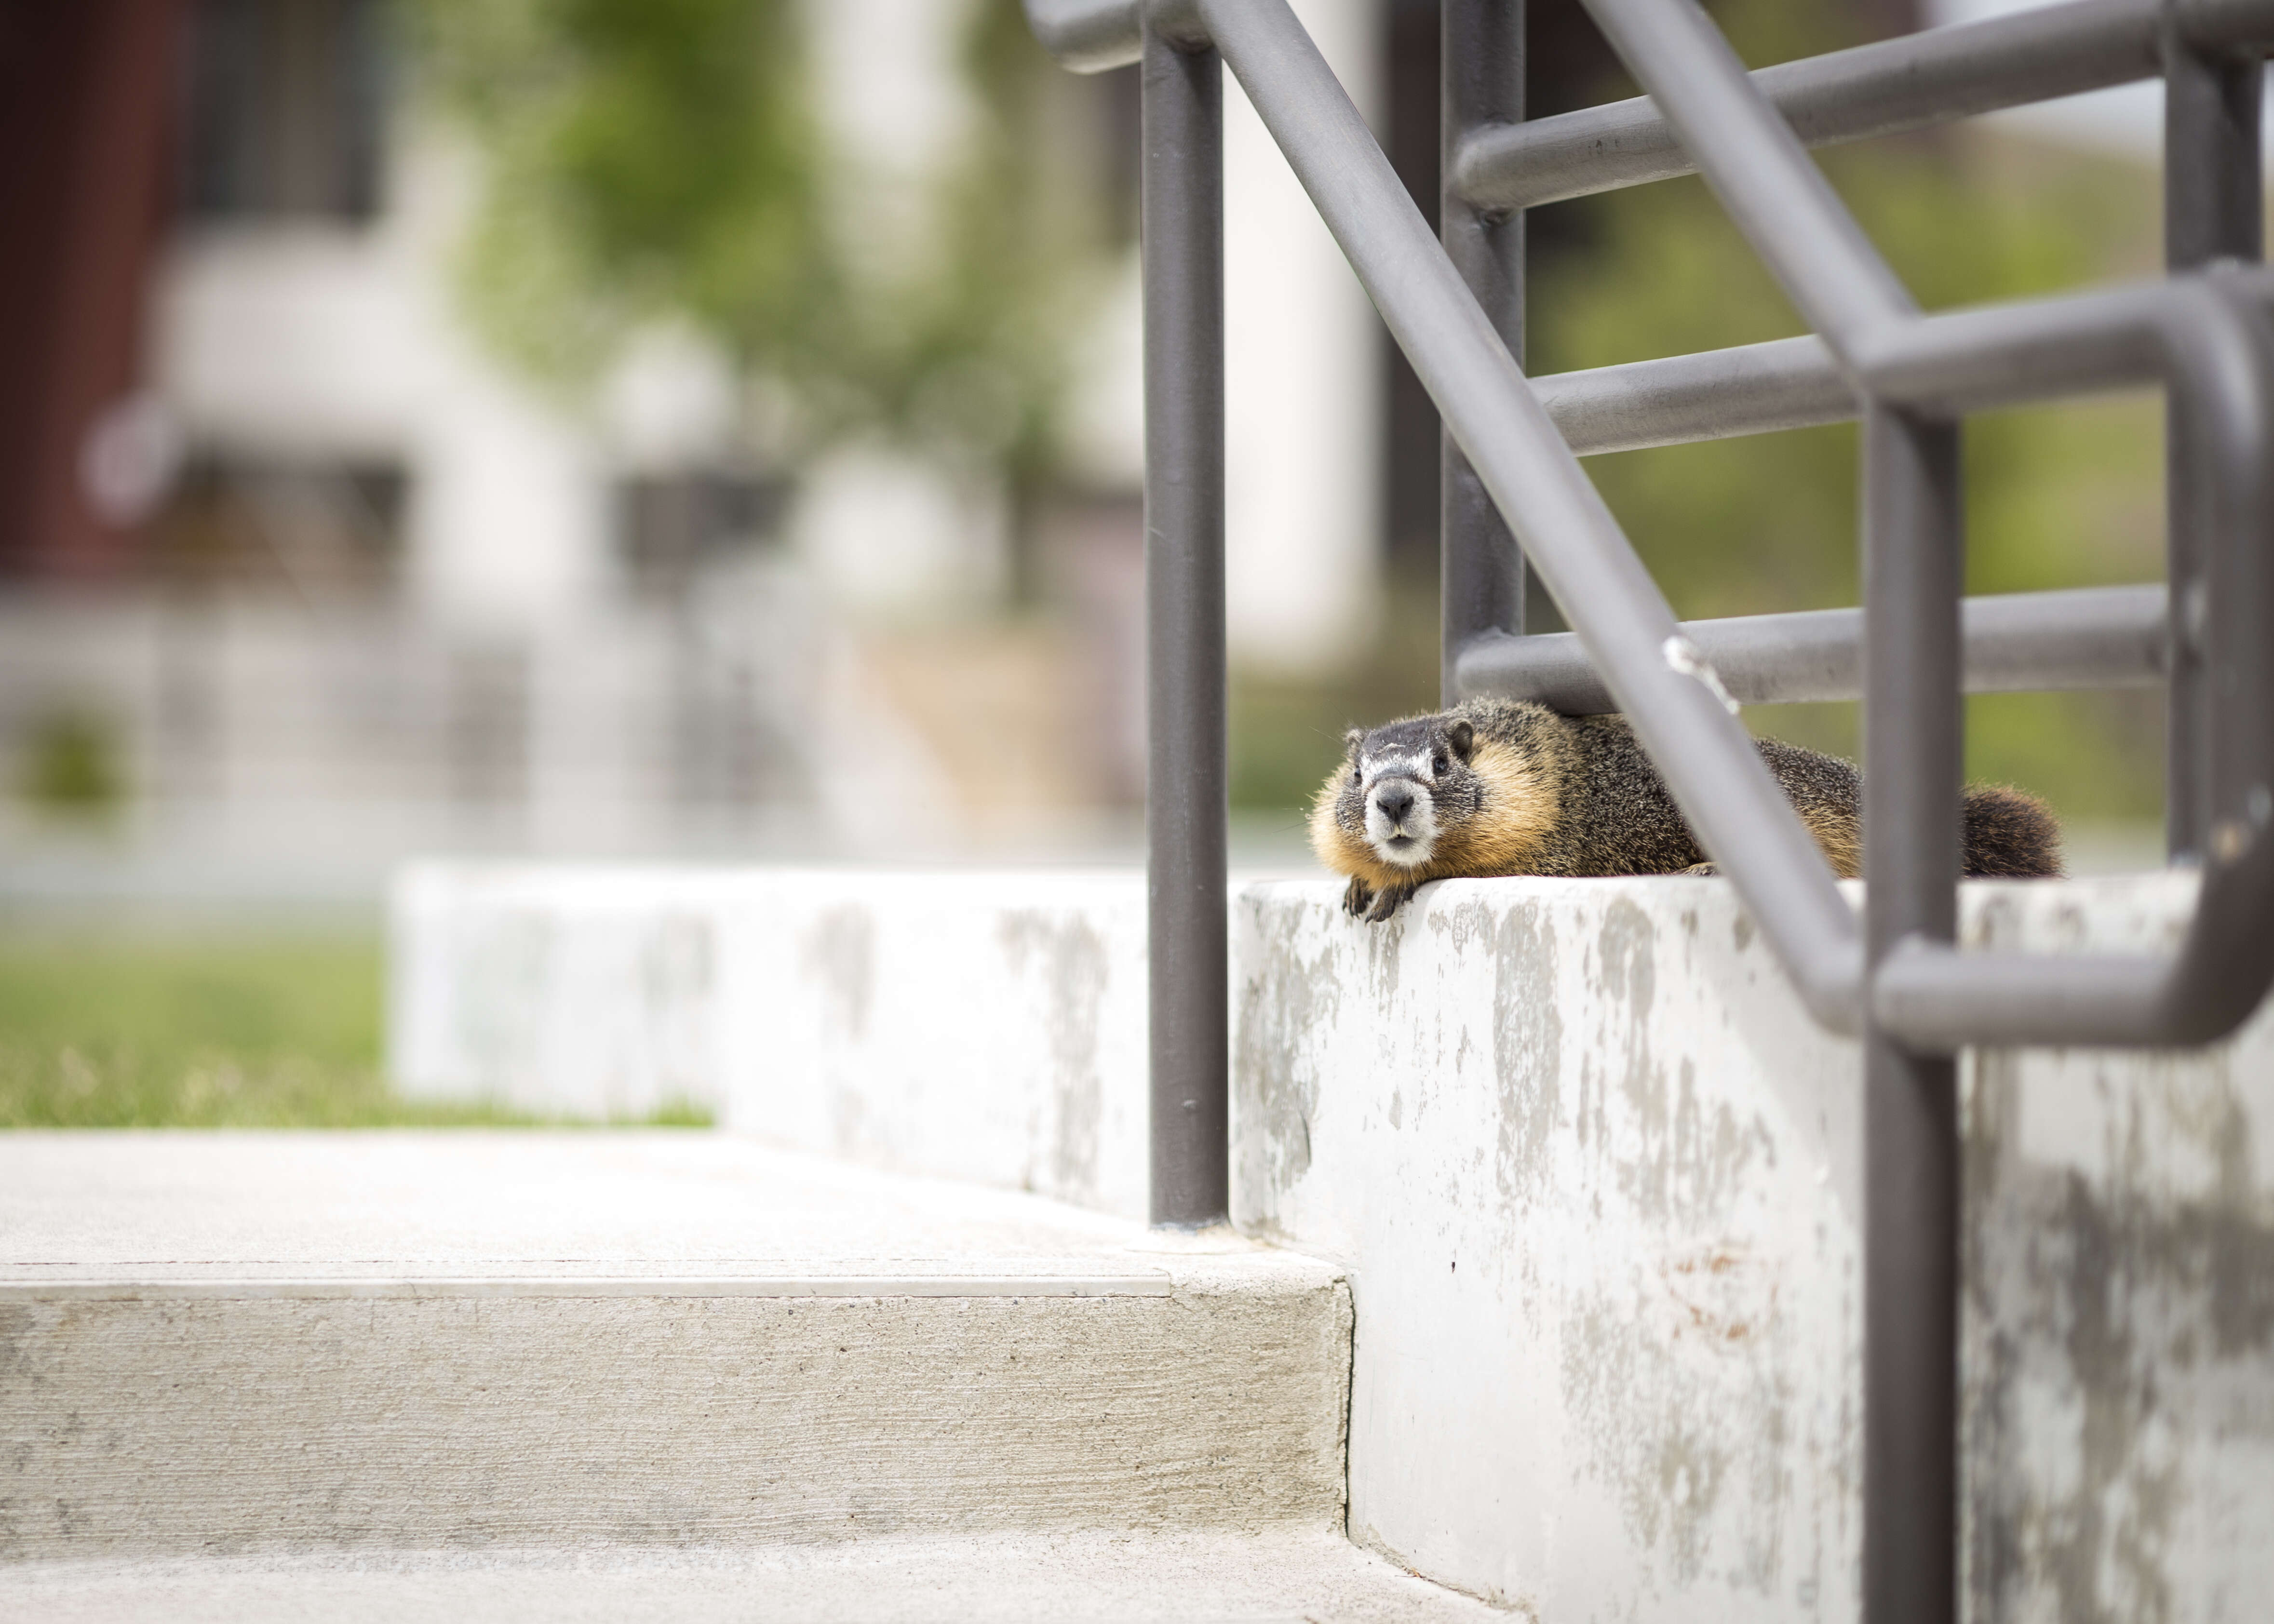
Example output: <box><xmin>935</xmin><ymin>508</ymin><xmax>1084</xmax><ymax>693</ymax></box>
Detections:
<box><xmin>617</xmin><ymin>471</ymin><xmax>786</xmax><ymax>597</ymax></box>
<box><xmin>148</xmin><ymin>456</ymin><xmax>406</xmax><ymax>591</ymax></box>
<box><xmin>183</xmin><ymin>0</ymin><xmax>389</xmax><ymax>223</ymax></box>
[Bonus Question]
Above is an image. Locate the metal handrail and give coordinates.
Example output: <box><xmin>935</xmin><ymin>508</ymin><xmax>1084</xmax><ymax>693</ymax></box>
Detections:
<box><xmin>1454</xmin><ymin>0</ymin><xmax>2274</xmax><ymax>211</ymax></box>
<box><xmin>1580</xmin><ymin>0</ymin><xmax>2274</xmax><ymax>1052</ymax></box>
<box><xmin>1461</xmin><ymin>583</ymin><xmax>2169</xmax><ymax>711</ymax></box>
<box><xmin>1027</xmin><ymin>6</ymin><xmax>2270</xmax><ymax>1618</ymax></box>
<box><xmin>1535</xmin><ymin>263</ymin><xmax>2274</xmax><ymax>454</ymax></box>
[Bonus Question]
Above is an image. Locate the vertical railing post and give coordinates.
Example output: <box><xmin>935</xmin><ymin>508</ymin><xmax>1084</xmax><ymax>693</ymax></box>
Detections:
<box><xmin>1440</xmin><ymin>0</ymin><xmax>1526</xmax><ymax>702</ymax></box>
<box><xmin>2161</xmin><ymin>23</ymin><xmax>2262</xmax><ymax>861</ymax></box>
<box><xmin>1861</xmin><ymin>406</ymin><xmax>1964</xmax><ymax>1624</ymax></box>
<box><xmin>1142</xmin><ymin>13</ymin><xmax>1228</xmax><ymax>1229</ymax></box>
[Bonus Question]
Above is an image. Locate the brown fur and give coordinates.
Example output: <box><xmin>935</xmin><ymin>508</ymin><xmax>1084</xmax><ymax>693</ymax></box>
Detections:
<box><xmin>1313</xmin><ymin>698</ymin><xmax>2061</xmax><ymax>920</ymax></box>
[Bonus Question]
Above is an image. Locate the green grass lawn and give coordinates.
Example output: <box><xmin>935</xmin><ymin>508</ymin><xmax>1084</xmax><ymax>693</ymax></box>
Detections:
<box><xmin>0</xmin><ymin>933</ymin><xmax>709</xmax><ymax>1129</ymax></box>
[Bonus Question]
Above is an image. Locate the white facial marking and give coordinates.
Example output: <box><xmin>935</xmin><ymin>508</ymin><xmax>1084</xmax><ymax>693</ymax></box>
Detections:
<box><xmin>1361</xmin><ymin>753</ymin><xmax>1440</xmax><ymax>868</ymax></box>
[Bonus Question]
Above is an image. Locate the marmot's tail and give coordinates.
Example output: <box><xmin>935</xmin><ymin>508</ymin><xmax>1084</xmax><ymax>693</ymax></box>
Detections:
<box><xmin>1963</xmin><ymin>784</ymin><xmax>2062</xmax><ymax>877</ymax></box>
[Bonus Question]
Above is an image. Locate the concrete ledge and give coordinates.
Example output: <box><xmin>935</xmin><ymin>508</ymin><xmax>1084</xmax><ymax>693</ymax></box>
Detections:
<box><xmin>388</xmin><ymin>863</ymin><xmax>2274</xmax><ymax>1621</ymax></box>
<box><xmin>390</xmin><ymin>865</ymin><xmax>1148</xmax><ymax>1216</ymax></box>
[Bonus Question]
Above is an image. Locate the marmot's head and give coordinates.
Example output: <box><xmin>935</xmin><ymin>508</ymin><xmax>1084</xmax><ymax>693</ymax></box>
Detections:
<box><xmin>1320</xmin><ymin>711</ymin><xmax>1487</xmax><ymax>872</ymax></box>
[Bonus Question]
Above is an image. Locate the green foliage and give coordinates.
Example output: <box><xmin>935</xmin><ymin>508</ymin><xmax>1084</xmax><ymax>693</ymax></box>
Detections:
<box><xmin>16</xmin><ymin>706</ymin><xmax>128</xmax><ymax>820</ymax></box>
<box><xmin>410</xmin><ymin>0</ymin><xmax>823</xmax><ymax>385</ymax></box>
<box><xmin>0</xmin><ymin>934</ymin><xmax>712</xmax><ymax>1128</ymax></box>
<box><xmin>410</xmin><ymin>0</ymin><xmax>1111</xmax><ymax>476</ymax></box>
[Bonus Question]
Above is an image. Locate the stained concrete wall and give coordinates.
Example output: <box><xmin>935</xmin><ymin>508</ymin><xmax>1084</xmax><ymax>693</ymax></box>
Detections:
<box><xmin>390</xmin><ymin>863</ymin><xmax>2274</xmax><ymax>1622</ymax></box>
<box><xmin>391</xmin><ymin>865</ymin><xmax>1148</xmax><ymax>1216</ymax></box>
<box><xmin>1235</xmin><ymin>872</ymin><xmax>2274</xmax><ymax>1624</ymax></box>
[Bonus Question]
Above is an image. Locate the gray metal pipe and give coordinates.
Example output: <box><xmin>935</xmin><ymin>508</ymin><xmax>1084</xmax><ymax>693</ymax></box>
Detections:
<box><xmin>1141</xmin><ymin>20</ymin><xmax>1228</xmax><ymax>1228</ymax></box>
<box><xmin>1872</xmin><ymin>275</ymin><xmax>2274</xmax><ymax>1050</ymax></box>
<box><xmin>1194</xmin><ymin>0</ymin><xmax>1865</xmax><ymax>1032</ymax></box>
<box><xmin>1439</xmin><ymin>0</ymin><xmax>1527</xmax><ymax>703</ymax></box>
<box><xmin>1536</xmin><ymin>335</ymin><xmax>1854</xmax><ymax>456</ymax></box>
<box><xmin>1532</xmin><ymin>266</ymin><xmax>2274</xmax><ymax>457</ymax></box>
<box><xmin>1455</xmin><ymin>0</ymin><xmax>2274</xmax><ymax>214</ymax></box>
<box><xmin>1858</xmin><ymin>406</ymin><xmax>1965</xmax><ymax>1624</ymax></box>
<box><xmin>1455</xmin><ymin>584</ymin><xmax>2168</xmax><ymax>712</ymax></box>
<box><xmin>2161</xmin><ymin>24</ymin><xmax>2262</xmax><ymax>860</ymax></box>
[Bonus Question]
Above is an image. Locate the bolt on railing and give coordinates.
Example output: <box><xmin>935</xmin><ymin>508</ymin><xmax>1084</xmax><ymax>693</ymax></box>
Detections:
<box><xmin>1025</xmin><ymin>2</ymin><xmax>2274</xmax><ymax>1620</ymax></box>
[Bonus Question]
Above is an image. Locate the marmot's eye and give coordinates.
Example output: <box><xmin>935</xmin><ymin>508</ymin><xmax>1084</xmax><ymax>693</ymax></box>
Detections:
<box><xmin>1432</xmin><ymin>753</ymin><xmax>1449</xmax><ymax>775</ymax></box>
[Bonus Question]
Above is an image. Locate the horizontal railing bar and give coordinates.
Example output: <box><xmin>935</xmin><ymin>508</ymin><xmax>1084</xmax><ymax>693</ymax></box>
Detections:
<box><xmin>1456</xmin><ymin>584</ymin><xmax>2167</xmax><ymax>711</ymax></box>
<box><xmin>1537</xmin><ymin>336</ymin><xmax>1852</xmax><ymax>455</ymax></box>
<box><xmin>1455</xmin><ymin>0</ymin><xmax>2274</xmax><ymax>214</ymax></box>
<box><xmin>1195</xmin><ymin>0</ymin><xmax>1865</xmax><ymax>1033</ymax></box>
<box><xmin>1536</xmin><ymin>266</ymin><xmax>2274</xmax><ymax>456</ymax></box>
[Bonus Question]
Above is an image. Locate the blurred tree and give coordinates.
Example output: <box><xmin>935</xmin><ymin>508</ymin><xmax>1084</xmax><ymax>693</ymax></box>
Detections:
<box><xmin>410</xmin><ymin>0</ymin><xmax>1117</xmax><ymax>578</ymax></box>
<box><xmin>17</xmin><ymin>704</ymin><xmax>128</xmax><ymax>823</ymax></box>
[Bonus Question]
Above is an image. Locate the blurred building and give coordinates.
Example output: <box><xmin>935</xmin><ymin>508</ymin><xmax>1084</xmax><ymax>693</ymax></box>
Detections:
<box><xmin>0</xmin><ymin>0</ymin><xmax>1410</xmax><ymax>884</ymax></box>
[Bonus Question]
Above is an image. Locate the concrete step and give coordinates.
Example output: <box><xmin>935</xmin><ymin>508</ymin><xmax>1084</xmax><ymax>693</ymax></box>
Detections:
<box><xmin>0</xmin><ymin>1133</ymin><xmax>1350</xmax><ymax>1560</ymax></box>
<box><xmin>0</xmin><ymin>1531</ymin><xmax>1506</xmax><ymax>1623</ymax></box>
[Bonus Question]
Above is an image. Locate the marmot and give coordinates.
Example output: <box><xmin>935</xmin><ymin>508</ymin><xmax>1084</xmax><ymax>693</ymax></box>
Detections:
<box><xmin>1311</xmin><ymin>697</ymin><xmax>2061</xmax><ymax>922</ymax></box>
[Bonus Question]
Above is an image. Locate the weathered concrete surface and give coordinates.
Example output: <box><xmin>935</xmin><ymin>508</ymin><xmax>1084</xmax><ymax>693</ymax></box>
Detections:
<box><xmin>390</xmin><ymin>862</ymin><xmax>2274</xmax><ymax>1621</ymax></box>
<box><xmin>0</xmin><ymin>1134</ymin><xmax>1348</xmax><ymax>1558</ymax></box>
<box><xmin>1236</xmin><ymin>873</ymin><xmax>2274</xmax><ymax>1624</ymax></box>
<box><xmin>391</xmin><ymin>866</ymin><xmax>1149</xmax><ymax>1217</ymax></box>
<box><xmin>1962</xmin><ymin>879</ymin><xmax>2274</xmax><ymax>1624</ymax></box>
<box><xmin>0</xmin><ymin>1530</ymin><xmax>1507</xmax><ymax>1623</ymax></box>
<box><xmin>1237</xmin><ymin>876</ymin><xmax>1862</xmax><ymax>1624</ymax></box>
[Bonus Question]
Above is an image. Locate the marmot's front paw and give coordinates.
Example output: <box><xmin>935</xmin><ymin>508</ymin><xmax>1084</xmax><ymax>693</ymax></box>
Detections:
<box><xmin>1364</xmin><ymin>881</ymin><xmax>1417</xmax><ymax>923</ymax></box>
<box><xmin>1342</xmin><ymin>875</ymin><xmax>1374</xmax><ymax>917</ymax></box>
<box><xmin>1680</xmin><ymin>861</ymin><xmax>1721</xmax><ymax>876</ymax></box>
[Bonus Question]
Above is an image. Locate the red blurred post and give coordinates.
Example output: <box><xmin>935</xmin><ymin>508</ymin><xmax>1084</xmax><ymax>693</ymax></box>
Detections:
<box><xmin>0</xmin><ymin>0</ymin><xmax>186</xmax><ymax>579</ymax></box>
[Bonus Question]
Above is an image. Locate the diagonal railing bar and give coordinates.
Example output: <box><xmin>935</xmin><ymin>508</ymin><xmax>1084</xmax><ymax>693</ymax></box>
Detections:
<box><xmin>1185</xmin><ymin>0</ymin><xmax>1868</xmax><ymax>1032</ymax></box>
<box><xmin>1455</xmin><ymin>0</ymin><xmax>2274</xmax><ymax>213</ymax></box>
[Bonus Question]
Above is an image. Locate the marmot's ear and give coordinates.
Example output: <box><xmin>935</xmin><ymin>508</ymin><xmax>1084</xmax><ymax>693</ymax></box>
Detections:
<box><xmin>1344</xmin><ymin>727</ymin><xmax>1365</xmax><ymax>759</ymax></box>
<box><xmin>1447</xmin><ymin>718</ymin><xmax>1475</xmax><ymax>761</ymax></box>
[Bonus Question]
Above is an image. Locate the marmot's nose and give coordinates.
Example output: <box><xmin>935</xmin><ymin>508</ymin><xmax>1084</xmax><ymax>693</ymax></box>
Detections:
<box><xmin>1377</xmin><ymin>786</ymin><xmax>1416</xmax><ymax>827</ymax></box>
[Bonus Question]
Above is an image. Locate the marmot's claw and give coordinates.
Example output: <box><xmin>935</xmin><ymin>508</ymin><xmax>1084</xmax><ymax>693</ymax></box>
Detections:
<box><xmin>1364</xmin><ymin>883</ymin><xmax>1416</xmax><ymax>923</ymax></box>
<box><xmin>1342</xmin><ymin>876</ymin><xmax>1373</xmax><ymax>918</ymax></box>
<box><xmin>1681</xmin><ymin>861</ymin><xmax>1721</xmax><ymax>876</ymax></box>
